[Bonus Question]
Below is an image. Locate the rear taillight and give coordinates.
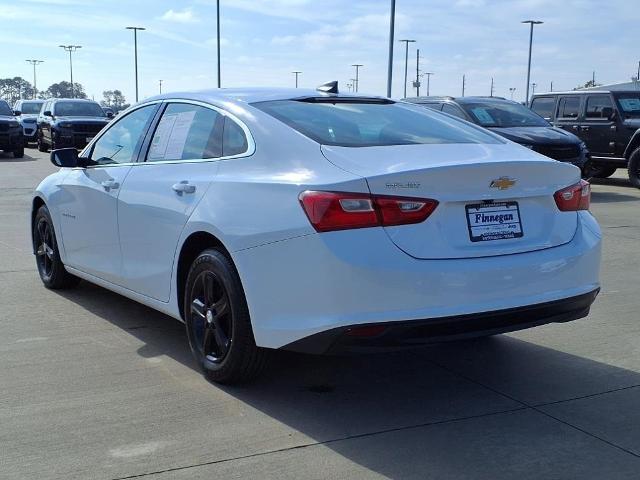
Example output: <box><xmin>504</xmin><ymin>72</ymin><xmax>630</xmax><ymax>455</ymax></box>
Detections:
<box><xmin>299</xmin><ymin>191</ymin><xmax>438</xmax><ymax>232</ymax></box>
<box><xmin>554</xmin><ymin>180</ymin><xmax>591</xmax><ymax>211</ymax></box>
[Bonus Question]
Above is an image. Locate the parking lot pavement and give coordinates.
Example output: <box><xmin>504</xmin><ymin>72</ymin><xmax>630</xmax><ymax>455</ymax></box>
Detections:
<box><xmin>1</xmin><ymin>149</ymin><xmax>639</xmax><ymax>480</ymax></box>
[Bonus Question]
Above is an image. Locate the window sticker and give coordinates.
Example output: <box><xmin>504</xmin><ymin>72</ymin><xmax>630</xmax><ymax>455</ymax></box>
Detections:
<box><xmin>148</xmin><ymin>110</ymin><xmax>196</xmax><ymax>160</ymax></box>
<box><xmin>619</xmin><ymin>98</ymin><xmax>640</xmax><ymax>112</ymax></box>
<box><xmin>471</xmin><ymin>107</ymin><xmax>496</xmax><ymax>125</ymax></box>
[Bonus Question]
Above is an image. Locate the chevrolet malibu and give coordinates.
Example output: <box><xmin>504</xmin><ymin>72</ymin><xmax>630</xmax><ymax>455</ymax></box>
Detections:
<box><xmin>31</xmin><ymin>87</ymin><xmax>602</xmax><ymax>384</ymax></box>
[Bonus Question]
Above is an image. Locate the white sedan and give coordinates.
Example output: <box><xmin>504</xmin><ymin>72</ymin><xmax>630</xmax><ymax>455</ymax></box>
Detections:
<box><xmin>32</xmin><ymin>86</ymin><xmax>601</xmax><ymax>383</ymax></box>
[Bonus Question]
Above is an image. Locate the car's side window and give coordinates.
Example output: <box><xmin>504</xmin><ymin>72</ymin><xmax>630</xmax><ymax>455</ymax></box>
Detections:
<box><xmin>422</xmin><ymin>103</ymin><xmax>443</xmax><ymax>111</ymax></box>
<box><xmin>147</xmin><ymin>103</ymin><xmax>224</xmax><ymax>162</ymax></box>
<box><xmin>222</xmin><ymin>117</ymin><xmax>249</xmax><ymax>157</ymax></box>
<box><xmin>585</xmin><ymin>95</ymin><xmax>614</xmax><ymax>119</ymax></box>
<box><xmin>557</xmin><ymin>97</ymin><xmax>581</xmax><ymax>119</ymax></box>
<box><xmin>530</xmin><ymin>97</ymin><xmax>556</xmax><ymax>119</ymax></box>
<box><xmin>442</xmin><ymin>103</ymin><xmax>467</xmax><ymax>119</ymax></box>
<box><xmin>90</xmin><ymin>104</ymin><xmax>157</xmax><ymax>165</ymax></box>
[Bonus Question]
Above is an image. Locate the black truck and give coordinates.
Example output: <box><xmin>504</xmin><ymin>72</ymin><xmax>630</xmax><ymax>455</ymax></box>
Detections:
<box><xmin>531</xmin><ymin>90</ymin><xmax>640</xmax><ymax>188</ymax></box>
<box><xmin>0</xmin><ymin>99</ymin><xmax>24</xmax><ymax>158</ymax></box>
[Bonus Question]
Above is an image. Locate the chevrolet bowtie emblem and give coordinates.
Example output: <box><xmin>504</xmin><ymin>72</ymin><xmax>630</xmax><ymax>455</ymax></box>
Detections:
<box><xmin>489</xmin><ymin>177</ymin><xmax>516</xmax><ymax>190</ymax></box>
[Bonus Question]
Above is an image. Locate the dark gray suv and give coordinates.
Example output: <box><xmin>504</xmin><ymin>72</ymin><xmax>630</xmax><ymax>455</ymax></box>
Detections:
<box><xmin>531</xmin><ymin>90</ymin><xmax>640</xmax><ymax>188</ymax></box>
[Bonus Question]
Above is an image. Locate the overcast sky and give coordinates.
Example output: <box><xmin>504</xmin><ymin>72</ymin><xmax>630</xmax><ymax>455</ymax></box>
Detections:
<box><xmin>1</xmin><ymin>0</ymin><xmax>638</xmax><ymax>104</ymax></box>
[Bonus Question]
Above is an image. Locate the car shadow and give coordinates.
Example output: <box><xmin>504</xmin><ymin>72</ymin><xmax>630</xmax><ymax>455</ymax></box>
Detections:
<box><xmin>0</xmin><ymin>151</ymin><xmax>37</xmax><ymax>162</ymax></box>
<box><xmin>52</xmin><ymin>281</ymin><xmax>640</xmax><ymax>479</ymax></box>
<box><xmin>590</xmin><ymin>190</ymin><xmax>640</xmax><ymax>203</ymax></box>
<box><xmin>590</xmin><ymin>176</ymin><xmax>636</xmax><ymax>189</ymax></box>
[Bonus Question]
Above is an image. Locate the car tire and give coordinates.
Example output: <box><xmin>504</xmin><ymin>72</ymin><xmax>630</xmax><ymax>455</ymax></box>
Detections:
<box><xmin>37</xmin><ymin>134</ymin><xmax>48</xmax><ymax>152</ymax></box>
<box><xmin>13</xmin><ymin>147</ymin><xmax>24</xmax><ymax>158</ymax></box>
<box><xmin>184</xmin><ymin>248</ymin><xmax>268</xmax><ymax>384</ymax></box>
<box><xmin>33</xmin><ymin>205</ymin><xmax>81</xmax><ymax>289</ymax></box>
<box><xmin>590</xmin><ymin>166</ymin><xmax>617</xmax><ymax>179</ymax></box>
<box><xmin>628</xmin><ymin>148</ymin><xmax>640</xmax><ymax>189</ymax></box>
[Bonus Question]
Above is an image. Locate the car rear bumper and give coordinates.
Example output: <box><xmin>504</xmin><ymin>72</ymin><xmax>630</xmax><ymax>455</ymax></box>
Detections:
<box><xmin>283</xmin><ymin>289</ymin><xmax>599</xmax><ymax>354</ymax></box>
<box><xmin>234</xmin><ymin>211</ymin><xmax>601</xmax><ymax>350</ymax></box>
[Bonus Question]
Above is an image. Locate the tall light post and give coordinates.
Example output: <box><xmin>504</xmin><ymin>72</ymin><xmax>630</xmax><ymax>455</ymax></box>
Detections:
<box><xmin>126</xmin><ymin>26</ymin><xmax>146</xmax><ymax>102</ymax></box>
<box><xmin>398</xmin><ymin>39</ymin><xmax>415</xmax><ymax>98</ymax></box>
<box><xmin>216</xmin><ymin>0</ymin><xmax>221</xmax><ymax>87</ymax></box>
<box><xmin>423</xmin><ymin>72</ymin><xmax>434</xmax><ymax>96</ymax></box>
<box><xmin>531</xmin><ymin>82</ymin><xmax>537</xmax><ymax>96</ymax></box>
<box><xmin>25</xmin><ymin>60</ymin><xmax>44</xmax><ymax>99</ymax></box>
<box><xmin>462</xmin><ymin>74</ymin><xmax>466</xmax><ymax>97</ymax></box>
<box><xmin>386</xmin><ymin>0</ymin><xmax>396</xmax><ymax>97</ymax></box>
<box><xmin>509</xmin><ymin>87</ymin><xmax>516</xmax><ymax>100</ymax></box>
<box><xmin>59</xmin><ymin>45</ymin><xmax>82</xmax><ymax>98</ymax></box>
<box><xmin>352</xmin><ymin>64</ymin><xmax>363</xmax><ymax>92</ymax></box>
<box><xmin>159</xmin><ymin>79</ymin><xmax>163</xmax><ymax>94</ymax></box>
<box><xmin>292</xmin><ymin>71</ymin><xmax>301</xmax><ymax>88</ymax></box>
<box><xmin>522</xmin><ymin>20</ymin><xmax>543</xmax><ymax>105</ymax></box>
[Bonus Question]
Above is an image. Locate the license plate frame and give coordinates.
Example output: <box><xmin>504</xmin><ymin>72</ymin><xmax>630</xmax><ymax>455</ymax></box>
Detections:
<box><xmin>465</xmin><ymin>201</ymin><xmax>523</xmax><ymax>242</ymax></box>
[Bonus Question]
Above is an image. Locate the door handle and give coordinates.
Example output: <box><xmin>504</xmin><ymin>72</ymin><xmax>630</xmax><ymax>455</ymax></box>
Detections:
<box><xmin>101</xmin><ymin>179</ymin><xmax>120</xmax><ymax>191</ymax></box>
<box><xmin>172</xmin><ymin>181</ymin><xmax>196</xmax><ymax>195</ymax></box>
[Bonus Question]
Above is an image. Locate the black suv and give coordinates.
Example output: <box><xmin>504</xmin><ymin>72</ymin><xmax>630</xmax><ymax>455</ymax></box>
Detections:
<box><xmin>37</xmin><ymin>98</ymin><xmax>112</xmax><ymax>152</ymax></box>
<box><xmin>0</xmin><ymin>99</ymin><xmax>24</xmax><ymax>158</ymax></box>
<box><xmin>531</xmin><ymin>90</ymin><xmax>640</xmax><ymax>187</ymax></box>
<box><xmin>405</xmin><ymin>96</ymin><xmax>590</xmax><ymax>174</ymax></box>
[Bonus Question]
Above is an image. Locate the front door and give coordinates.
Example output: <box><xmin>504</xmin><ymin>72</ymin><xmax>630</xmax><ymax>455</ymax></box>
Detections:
<box><xmin>57</xmin><ymin>103</ymin><xmax>159</xmax><ymax>283</ymax></box>
<box><xmin>117</xmin><ymin>102</ymin><xmax>227</xmax><ymax>301</ymax></box>
<box><xmin>581</xmin><ymin>94</ymin><xmax>617</xmax><ymax>157</ymax></box>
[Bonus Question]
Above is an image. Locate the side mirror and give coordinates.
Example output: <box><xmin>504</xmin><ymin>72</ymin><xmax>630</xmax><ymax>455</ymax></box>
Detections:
<box><xmin>13</xmin><ymin>110</ymin><xmax>21</xmax><ymax>116</ymax></box>
<box><xmin>106</xmin><ymin>111</ymin><xmax>114</xmax><ymax>118</ymax></box>
<box><xmin>43</xmin><ymin>110</ymin><xmax>53</xmax><ymax>117</ymax></box>
<box><xmin>601</xmin><ymin>107</ymin><xmax>616</xmax><ymax>120</ymax></box>
<box><xmin>50</xmin><ymin>148</ymin><xmax>79</xmax><ymax>168</ymax></box>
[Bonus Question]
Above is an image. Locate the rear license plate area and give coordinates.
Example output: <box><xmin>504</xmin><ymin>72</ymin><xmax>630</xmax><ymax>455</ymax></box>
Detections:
<box><xmin>465</xmin><ymin>201</ymin><xmax>523</xmax><ymax>242</ymax></box>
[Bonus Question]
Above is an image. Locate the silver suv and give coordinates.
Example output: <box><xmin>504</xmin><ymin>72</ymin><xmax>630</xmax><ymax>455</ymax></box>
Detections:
<box><xmin>14</xmin><ymin>99</ymin><xmax>44</xmax><ymax>144</ymax></box>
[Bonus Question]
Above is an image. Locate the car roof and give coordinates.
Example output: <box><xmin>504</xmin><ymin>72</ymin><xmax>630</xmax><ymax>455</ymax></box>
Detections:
<box><xmin>144</xmin><ymin>87</ymin><xmax>389</xmax><ymax>106</ymax></box>
<box><xmin>404</xmin><ymin>96</ymin><xmax>511</xmax><ymax>104</ymax></box>
<box><xmin>530</xmin><ymin>90</ymin><xmax>639</xmax><ymax>96</ymax></box>
<box><xmin>18</xmin><ymin>99</ymin><xmax>43</xmax><ymax>103</ymax></box>
<box><xmin>46</xmin><ymin>98</ymin><xmax>101</xmax><ymax>103</ymax></box>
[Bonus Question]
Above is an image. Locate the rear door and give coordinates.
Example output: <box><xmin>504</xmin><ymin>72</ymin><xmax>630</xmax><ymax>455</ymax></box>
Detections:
<box><xmin>117</xmin><ymin>101</ymin><xmax>252</xmax><ymax>302</ymax></box>
<box><xmin>58</xmin><ymin>103</ymin><xmax>159</xmax><ymax>283</ymax></box>
<box><xmin>554</xmin><ymin>95</ymin><xmax>583</xmax><ymax>140</ymax></box>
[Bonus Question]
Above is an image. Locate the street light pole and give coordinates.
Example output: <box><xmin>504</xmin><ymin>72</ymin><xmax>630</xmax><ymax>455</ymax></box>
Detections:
<box><xmin>509</xmin><ymin>87</ymin><xmax>516</xmax><ymax>100</ymax></box>
<box><xmin>490</xmin><ymin>77</ymin><xmax>494</xmax><ymax>97</ymax></box>
<box><xmin>415</xmin><ymin>49</ymin><xmax>420</xmax><ymax>96</ymax></box>
<box><xmin>216</xmin><ymin>0</ymin><xmax>221</xmax><ymax>88</ymax></box>
<box><xmin>386</xmin><ymin>0</ymin><xmax>396</xmax><ymax>98</ymax></box>
<box><xmin>25</xmin><ymin>60</ymin><xmax>44</xmax><ymax>99</ymax></box>
<box><xmin>462</xmin><ymin>74</ymin><xmax>466</xmax><ymax>97</ymax></box>
<box><xmin>531</xmin><ymin>82</ymin><xmax>537</xmax><ymax>96</ymax></box>
<box><xmin>423</xmin><ymin>72</ymin><xmax>433</xmax><ymax>96</ymax></box>
<box><xmin>159</xmin><ymin>79</ymin><xmax>163</xmax><ymax>94</ymax></box>
<box><xmin>522</xmin><ymin>20</ymin><xmax>543</xmax><ymax>105</ymax></box>
<box><xmin>59</xmin><ymin>45</ymin><xmax>82</xmax><ymax>98</ymax></box>
<box><xmin>126</xmin><ymin>26</ymin><xmax>146</xmax><ymax>102</ymax></box>
<box><xmin>292</xmin><ymin>71</ymin><xmax>301</xmax><ymax>88</ymax></box>
<box><xmin>398</xmin><ymin>39</ymin><xmax>415</xmax><ymax>98</ymax></box>
<box><xmin>352</xmin><ymin>64</ymin><xmax>363</xmax><ymax>92</ymax></box>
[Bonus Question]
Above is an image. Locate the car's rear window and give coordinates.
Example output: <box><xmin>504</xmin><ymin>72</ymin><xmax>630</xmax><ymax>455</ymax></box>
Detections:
<box><xmin>0</xmin><ymin>101</ymin><xmax>12</xmax><ymax>116</ymax></box>
<box><xmin>252</xmin><ymin>99</ymin><xmax>501</xmax><ymax>147</ymax></box>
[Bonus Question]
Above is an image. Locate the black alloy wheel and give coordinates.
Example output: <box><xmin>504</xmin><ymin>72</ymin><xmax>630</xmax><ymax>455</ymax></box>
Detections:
<box><xmin>33</xmin><ymin>205</ymin><xmax>80</xmax><ymax>289</ymax></box>
<box><xmin>184</xmin><ymin>248</ymin><xmax>267</xmax><ymax>384</ymax></box>
<box><xmin>628</xmin><ymin>148</ymin><xmax>640</xmax><ymax>189</ymax></box>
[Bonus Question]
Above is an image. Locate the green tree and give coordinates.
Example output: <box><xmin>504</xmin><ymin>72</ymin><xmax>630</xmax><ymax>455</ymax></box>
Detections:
<box><xmin>0</xmin><ymin>77</ymin><xmax>35</xmax><ymax>105</ymax></box>
<box><xmin>575</xmin><ymin>79</ymin><xmax>602</xmax><ymax>90</ymax></box>
<box><xmin>101</xmin><ymin>89</ymin><xmax>129</xmax><ymax>112</ymax></box>
<box><xmin>41</xmin><ymin>81</ymin><xmax>87</xmax><ymax>99</ymax></box>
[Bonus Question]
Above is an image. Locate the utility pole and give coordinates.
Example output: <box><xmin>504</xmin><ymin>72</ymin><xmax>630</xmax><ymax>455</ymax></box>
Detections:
<box><xmin>292</xmin><ymin>71</ymin><xmax>301</xmax><ymax>88</ymax></box>
<box><xmin>386</xmin><ymin>0</ymin><xmax>396</xmax><ymax>97</ymax></box>
<box><xmin>159</xmin><ymin>79</ymin><xmax>163</xmax><ymax>94</ymax></box>
<box><xmin>522</xmin><ymin>20</ymin><xmax>543</xmax><ymax>105</ymax></box>
<box><xmin>352</xmin><ymin>64</ymin><xmax>363</xmax><ymax>92</ymax></box>
<box><xmin>592</xmin><ymin>70</ymin><xmax>596</xmax><ymax>86</ymax></box>
<box><xmin>59</xmin><ymin>45</ymin><xmax>82</xmax><ymax>98</ymax></box>
<box><xmin>126</xmin><ymin>26</ymin><xmax>145</xmax><ymax>102</ymax></box>
<box><xmin>25</xmin><ymin>60</ymin><xmax>44</xmax><ymax>99</ymax></box>
<box><xmin>462</xmin><ymin>74</ymin><xmax>466</xmax><ymax>97</ymax></box>
<box><xmin>216</xmin><ymin>0</ymin><xmax>221</xmax><ymax>87</ymax></box>
<box><xmin>398</xmin><ymin>39</ymin><xmax>415</xmax><ymax>98</ymax></box>
<box><xmin>550</xmin><ymin>81</ymin><xmax>553</xmax><ymax>92</ymax></box>
<box><xmin>415</xmin><ymin>49</ymin><xmax>420</xmax><ymax>97</ymax></box>
<box><xmin>509</xmin><ymin>87</ymin><xmax>516</xmax><ymax>100</ymax></box>
<box><xmin>490</xmin><ymin>77</ymin><xmax>494</xmax><ymax>97</ymax></box>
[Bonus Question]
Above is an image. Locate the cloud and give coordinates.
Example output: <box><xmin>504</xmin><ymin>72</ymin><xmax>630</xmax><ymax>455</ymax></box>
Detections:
<box><xmin>160</xmin><ymin>8</ymin><xmax>198</xmax><ymax>23</ymax></box>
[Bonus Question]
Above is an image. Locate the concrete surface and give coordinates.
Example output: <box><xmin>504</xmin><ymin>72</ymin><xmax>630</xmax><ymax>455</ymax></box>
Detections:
<box><xmin>1</xmin><ymin>149</ymin><xmax>639</xmax><ymax>479</ymax></box>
